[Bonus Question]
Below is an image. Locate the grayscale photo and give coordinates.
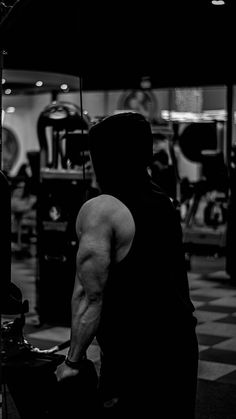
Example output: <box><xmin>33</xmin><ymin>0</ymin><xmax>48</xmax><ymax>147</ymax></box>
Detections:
<box><xmin>0</xmin><ymin>1</ymin><xmax>234</xmax><ymax>418</ymax></box>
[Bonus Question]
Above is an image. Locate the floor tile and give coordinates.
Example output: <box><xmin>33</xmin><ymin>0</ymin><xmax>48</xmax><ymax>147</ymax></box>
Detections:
<box><xmin>86</xmin><ymin>344</ymin><xmax>101</xmax><ymax>363</ymax></box>
<box><xmin>191</xmin><ymin>288</ymin><xmax>236</xmax><ymax>298</ymax></box>
<box><xmin>213</xmin><ymin>337</ymin><xmax>236</xmax><ymax>351</ymax></box>
<box><xmin>196</xmin><ymin>322</ymin><xmax>236</xmax><ymax>337</ymax></box>
<box><xmin>217</xmin><ymin>315</ymin><xmax>236</xmax><ymax>324</ymax></box>
<box><xmin>200</xmin><ymin>348</ymin><xmax>236</xmax><ymax>365</ymax></box>
<box><xmin>197</xmin><ymin>334</ymin><xmax>226</xmax><ymax>346</ymax></box>
<box><xmin>217</xmin><ymin>370</ymin><xmax>236</xmax><ymax>385</ymax></box>
<box><xmin>193</xmin><ymin>301</ymin><xmax>207</xmax><ymax>309</ymax></box>
<box><xmin>189</xmin><ymin>277</ymin><xmax>220</xmax><ymax>288</ymax></box>
<box><xmin>198</xmin><ymin>345</ymin><xmax>210</xmax><ymax>352</ymax></box>
<box><xmin>56</xmin><ymin>348</ymin><xmax>68</xmax><ymax>356</ymax></box>
<box><xmin>197</xmin><ymin>360</ymin><xmax>236</xmax><ymax>381</ymax></box>
<box><xmin>27</xmin><ymin>326</ymin><xmax>70</xmax><ymax>342</ymax></box>
<box><xmin>195</xmin><ymin>310</ymin><xmax>228</xmax><ymax>323</ymax></box>
<box><xmin>192</xmin><ymin>295</ymin><xmax>218</xmax><ymax>302</ymax></box>
<box><xmin>198</xmin><ymin>304</ymin><xmax>236</xmax><ymax>313</ymax></box>
<box><xmin>209</xmin><ymin>296</ymin><xmax>236</xmax><ymax>307</ymax></box>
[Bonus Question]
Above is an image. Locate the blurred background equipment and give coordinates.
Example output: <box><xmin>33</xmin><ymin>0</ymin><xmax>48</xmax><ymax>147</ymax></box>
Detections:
<box><xmin>175</xmin><ymin>120</ymin><xmax>229</xmax><ymax>258</ymax></box>
<box><xmin>150</xmin><ymin>125</ymin><xmax>177</xmax><ymax>200</ymax></box>
<box><xmin>36</xmin><ymin>101</ymin><xmax>94</xmax><ymax>325</ymax></box>
<box><xmin>37</xmin><ymin>101</ymin><xmax>91</xmax><ymax>170</ymax></box>
<box><xmin>226</xmin><ymin>143</ymin><xmax>236</xmax><ymax>282</ymax></box>
<box><xmin>2</xmin><ymin>126</ymin><xmax>20</xmax><ymax>175</ymax></box>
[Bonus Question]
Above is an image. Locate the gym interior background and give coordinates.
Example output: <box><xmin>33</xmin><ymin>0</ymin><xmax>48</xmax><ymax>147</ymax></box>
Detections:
<box><xmin>2</xmin><ymin>1</ymin><xmax>236</xmax><ymax>418</ymax></box>
<box><xmin>2</xmin><ymin>84</ymin><xmax>234</xmax><ymax>287</ymax></box>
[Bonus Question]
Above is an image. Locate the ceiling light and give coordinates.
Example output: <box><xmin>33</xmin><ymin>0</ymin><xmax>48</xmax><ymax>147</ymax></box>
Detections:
<box><xmin>35</xmin><ymin>80</ymin><xmax>43</xmax><ymax>87</ymax></box>
<box><xmin>5</xmin><ymin>88</ymin><xmax>12</xmax><ymax>95</ymax></box>
<box><xmin>2</xmin><ymin>78</ymin><xmax>6</xmax><ymax>84</ymax></box>
<box><xmin>60</xmin><ymin>83</ymin><xmax>68</xmax><ymax>90</ymax></box>
<box><xmin>211</xmin><ymin>0</ymin><xmax>225</xmax><ymax>5</ymax></box>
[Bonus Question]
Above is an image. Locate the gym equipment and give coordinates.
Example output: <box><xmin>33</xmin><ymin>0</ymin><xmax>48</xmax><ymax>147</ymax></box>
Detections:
<box><xmin>0</xmin><ymin>169</ymin><xmax>30</xmax><ymax>316</ymax></box>
<box><xmin>226</xmin><ymin>145</ymin><xmax>236</xmax><ymax>280</ymax></box>
<box><xmin>37</xmin><ymin>101</ymin><xmax>91</xmax><ymax>170</ymax></box>
<box><xmin>1</xmin><ymin>315</ymin><xmax>69</xmax><ymax>360</ymax></box>
<box><xmin>175</xmin><ymin>120</ymin><xmax>229</xmax><ymax>256</ymax></box>
<box><xmin>0</xmin><ymin>170</ymin><xmax>12</xmax><ymax>312</ymax></box>
<box><xmin>1</xmin><ymin>314</ymin><xmax>99</xmax><ymax>419</ymax></box>
<box><xmin>0</xmin><ymin>52</ymin><xmax>36</xmax><ymax>319</ymax></box>
<box><xmin>36</xmin><ymin>101</ymin><xmax>94</xmax><ymax>325</ymax></box>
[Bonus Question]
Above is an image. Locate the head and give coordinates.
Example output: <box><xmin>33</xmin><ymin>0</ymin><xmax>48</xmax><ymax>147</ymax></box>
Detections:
<box><xmin>88</xmin><ymin>112</ymin><xmax>153</xmax><ymax>193</ymax></box>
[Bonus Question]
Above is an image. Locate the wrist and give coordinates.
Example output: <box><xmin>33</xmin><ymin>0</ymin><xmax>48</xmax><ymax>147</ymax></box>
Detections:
<box><xmin>64</xmin><ymin>355</ymin><xmax>85</xmax><ymax>369</ymax></box>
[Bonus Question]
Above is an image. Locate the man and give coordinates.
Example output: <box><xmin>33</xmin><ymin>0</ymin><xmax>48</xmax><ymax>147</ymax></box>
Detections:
<box><xmin>56</xmin><ymin>112</ymin><xmax>199</xmax><ymax>417</ymax></box>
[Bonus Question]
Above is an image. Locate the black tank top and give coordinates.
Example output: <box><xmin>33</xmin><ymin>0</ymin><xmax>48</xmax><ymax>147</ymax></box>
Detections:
<box><xmin>96</xmin><ymin>180</ymin><xmax>196</xmax><ymax>362</ymax></box>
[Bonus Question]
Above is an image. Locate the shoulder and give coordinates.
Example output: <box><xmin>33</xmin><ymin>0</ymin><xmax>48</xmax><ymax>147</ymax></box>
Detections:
<box><xmin>77</xmin><ymin>194</ymin><xmax>121</xmax><ymax>221</ymax></box>
<box><xmin>76</xmin><ymin>194</ymin><xmax>135</xmax><ymax>239</ymax></box>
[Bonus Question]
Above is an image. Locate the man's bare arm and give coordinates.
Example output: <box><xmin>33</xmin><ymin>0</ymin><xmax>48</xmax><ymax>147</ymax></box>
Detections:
<box><xmin>67</xmin><ymin>206</ymin><xmax>112</xmax><ymax>364</ymax></box>
<box><xmin>56</xmin><ymin>195</ymin><xmax>134</xmax><ymax>381</ymax></box>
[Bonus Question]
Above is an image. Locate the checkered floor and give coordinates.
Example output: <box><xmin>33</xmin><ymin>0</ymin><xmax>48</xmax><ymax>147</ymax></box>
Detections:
<box><xmin>2</xmin><ymin>253</ymin><xmax>236</xmax><ymax>385</ymax></box>
<box><xmin>190</xmin><ymin>270</ymin><xmax>236</xmax><ymax>385</ymax></box>
<box><xmin>23</xmin><ymin>272</ymin><xmax>236</xmax><ymax>384</ymax></box>
<box><xmin>3</xmin><ymin>253</ymin><xmax>236</xmax><ymax>418</ymax></box>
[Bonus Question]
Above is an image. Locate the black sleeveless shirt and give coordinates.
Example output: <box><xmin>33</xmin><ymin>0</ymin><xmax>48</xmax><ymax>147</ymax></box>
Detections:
<box><xmin>96</xmin><ymin>179</ymin><xmax>196</xmax><ymax>367</ymax></box>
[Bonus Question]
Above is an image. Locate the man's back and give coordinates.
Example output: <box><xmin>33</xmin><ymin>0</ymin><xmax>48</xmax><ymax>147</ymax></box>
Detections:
<box><xmin>96</xmin><ymin>180</ymin><xmax>198</xmax><ymax>416</ymax></box>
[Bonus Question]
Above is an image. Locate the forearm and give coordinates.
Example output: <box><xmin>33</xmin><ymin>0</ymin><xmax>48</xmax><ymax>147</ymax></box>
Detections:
<box><xmin>67</xmin><ymin>288</ymin><xmax>102</xmax><ymax>362</ymax></box>
<box><xmin>56</xmin><ymin>284</ymin><xmax>102</xmax><ymax>383</ymax></box>
<box><xmin>67</xmin><ymin>226</ymin><xmax>110</xmax><ymax>362</ymax></box>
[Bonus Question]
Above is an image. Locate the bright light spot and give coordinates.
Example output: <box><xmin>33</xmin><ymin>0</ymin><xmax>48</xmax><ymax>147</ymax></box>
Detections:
<box><xmin>2</xmin><ymin>78</ymin><xmax>6</xmax><ymax>84</ymax></box>
<box><xmin>1</xmin><ymin>110</ymin><xmax>5</xmax><ymax>124</ymax></box>
<box><xmin>6</xmin><ymin>106</ymin><xmax>15</xmax><ymax>113</ymax></box>
<box><xmin>35</xmin><ymin>80</ymin><xmax>43</xmax><ymax>87</ymax></box>
<box><xmin>161</xmin><ymin>110</ymin><xmax>227</xmax><ymax>122</ymax></box>
<box><xmin>211</xmin><ymin>0</ymin><xmax>225</xmax><ymax>5</ymax></box>
<box><xmin>140</xmin><ymin>79</ymin><xmax>151</xmax><ymax>89</ymax></box>
<box><xmin>60</xmin><ymin>83</ymin><xmax>68</xmax><ymax>90</ymax></box>
<box><xmin>5</xmin><ymin>88</ymin><xmax>11</xmax><ymax>95</ymax></box>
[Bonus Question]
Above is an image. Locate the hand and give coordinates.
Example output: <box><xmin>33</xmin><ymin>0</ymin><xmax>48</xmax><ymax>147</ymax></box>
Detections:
<box><xmin>55</xmin><ymin>361</ymin><xmax>80</xmax><ymax>382</ymax></box>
